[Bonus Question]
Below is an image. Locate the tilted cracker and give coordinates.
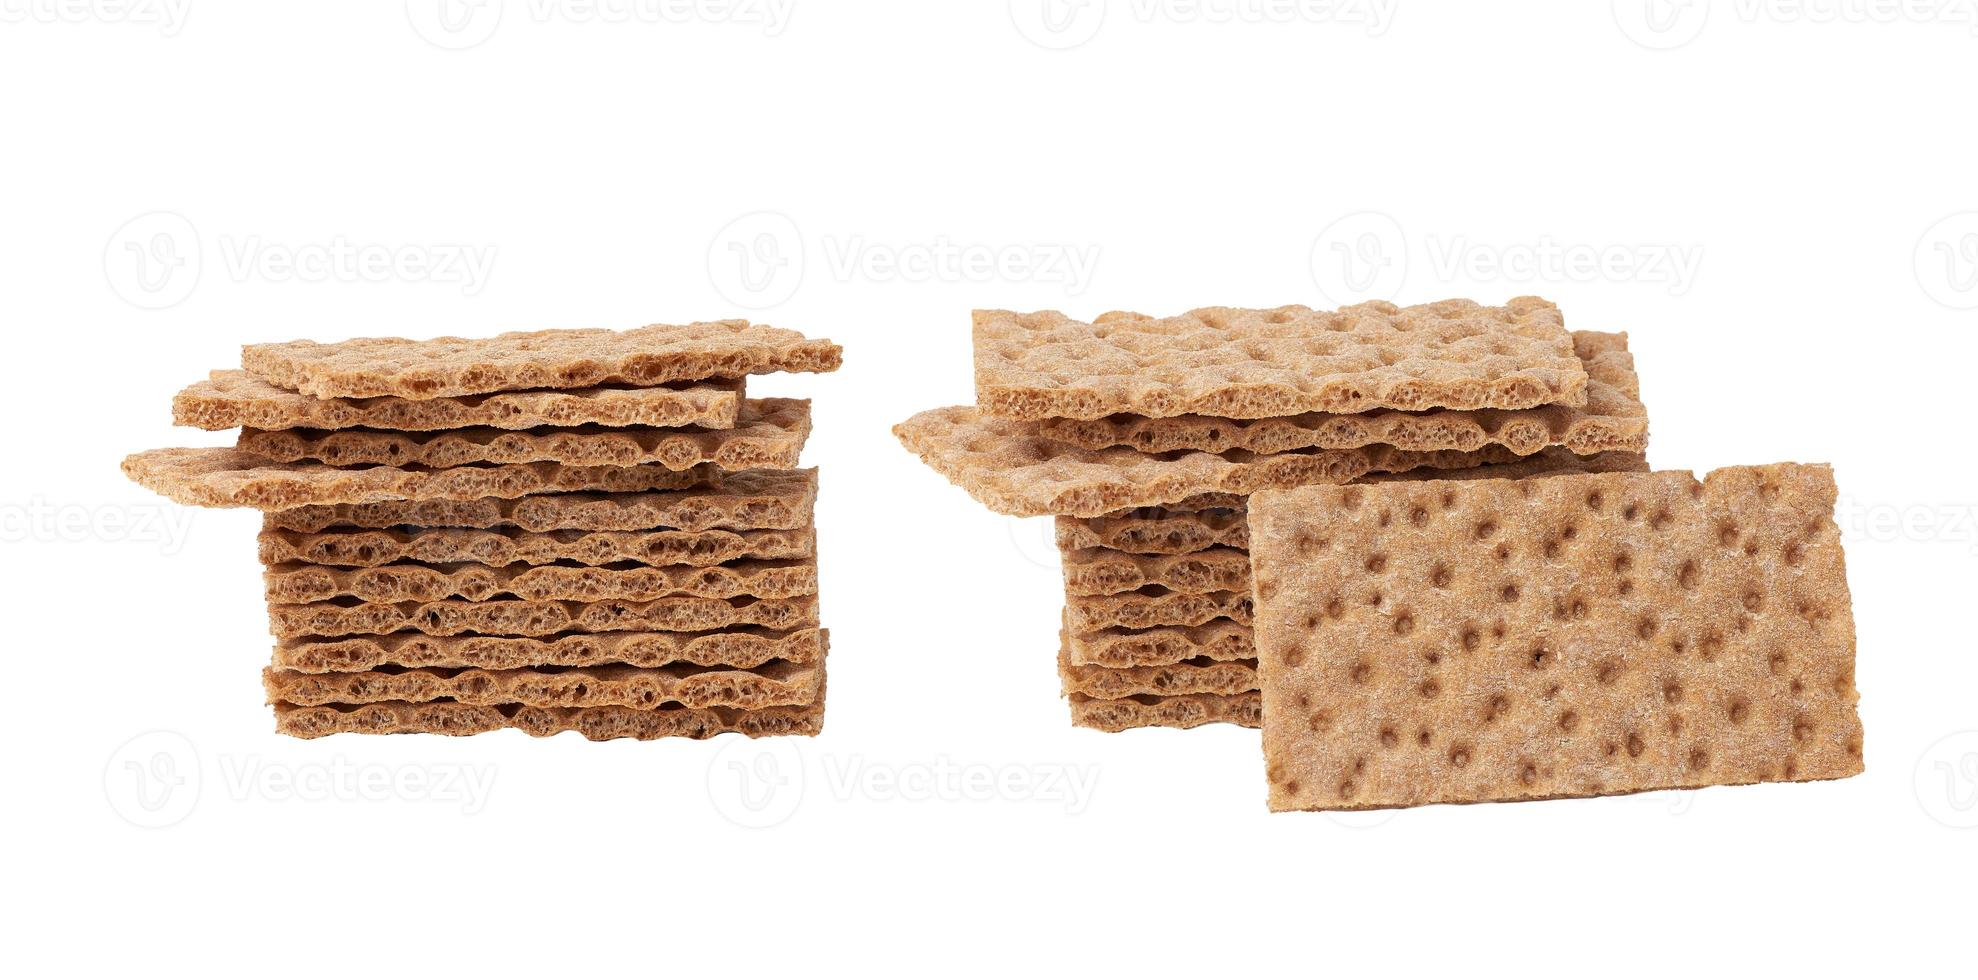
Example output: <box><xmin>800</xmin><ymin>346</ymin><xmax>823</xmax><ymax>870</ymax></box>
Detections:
<box><xmin>1061</xmin><ymin>546</ymin><xmax>1250</xmax><ymax>597</ymax></box>
<box><xmin>274</xmin><ymin>698</ymin><xmax>824</xmax><ymax>740</ymax></box>
<box><xmin>1059</xmin><ymin>642</ymin><xmax>1257</xmax><ymax>699</ymax></box>
<box><xmin>264</xmin><ymin>558</ymin><xmax>816</xmax><ymax>604</ymax></box>
<box><xmin>1066</xmin><ymin>620</ymin><xmax>1254</xmax><ymax>668</ymax></box>
<box><xmin>268</xmin><ymin>595</ymin><xmax>819</xmax><ymax>639</ymax></box>
<box><xmin>266</xmin><ymin>660</ymin><xmax>823</xmax><ymax>711</ymax></box>
<box><xmin>1036</xmin><ymin>331</ymin><xmax>1645</xmax><ymax>456</ymax></box>
<box><xmin>174</xmin><ymin>369</ymin><xmax>744</xmax><ymax>432</ymax></box>
<box><xmin>1064</xmin><ymin>590</ymin><xmax>1253</xmax><ymax>633</ymax></box>
<box><xmin>893</xmin><ymin>406</ymin><xmax>1616</xmax><ymax>518</ymax></box>
<box><xmin>265</xmin><ymin>468</ymin><xmax>817</xmax><ymax>533</ymax></box>
<box><xmin>122</xmin><ymin>447</ymin><xmax>717</xmax><ymax>510</ymax></box>
<box><xmin>237</xmin><ymin>398</ymin><xmax>810</xmax><ymax>471</ymax></box>
<box><xmin>974</xmin><ymin>297</ymin><xmax>1585</xmax><ymax>421</ymax></box>
<box><xmin>274</xmin><ymin>627</ymin><xmax>826</xmax><ymax>673</ymax></box>
<box><xmin>1251</xmin><ymin>464</ymin><xmax>1863</xmax><ymax>812</ymax></box>
<box><xmin>258</xmin><ymin>525</ymin><xmax>814</xmax><ymax>569</ymax></box>
<box><xmin>244</xmin><ymin>320</ymin><xmax>841</xmax><ymax>400</ymax></box>
<box><xmin>1069</xmin><ymin>691</ymin><xmax>1261</xmax><ymax>732</ymax></box>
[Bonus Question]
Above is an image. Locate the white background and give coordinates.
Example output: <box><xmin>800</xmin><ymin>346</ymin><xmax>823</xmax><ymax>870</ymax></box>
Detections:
<box><xmin>3</xmin><ymin>1</ymin><xmax>1975</xmax><ymax>975</ymax></box>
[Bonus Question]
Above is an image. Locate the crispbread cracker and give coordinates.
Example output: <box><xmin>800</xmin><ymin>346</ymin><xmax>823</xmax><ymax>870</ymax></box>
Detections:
<box><xmin>1064</xmin><ymin>590</ymin><xmax>1253</xmax><ymax>633</ymax></box>
<box><xmin>894</xmin><ymin>406</ymin><xmax>1635</xmax><ymax>518</ymax></box>
<box><xmin>266</xmin><ymin>468</ymin><xmax>817</xmax><ymax>533</ymax></box>
<box><xmin>1056</xmin><ymin>508</ymin><xmax>1248</xmax><ymax>555</ymax></box>
<box><xmin>244</xmin><ymin>320</ymin><xmax>841</xmax><ymax>400</ymax></box>
<box><xmin>274</xmin><ymin>698</ymin><xmax>824</xmax><ymax>740</ymax></box>
<box><xmin>1037</xmin><ymin>331</ymin><xmax>1645</xmax><ymax>456</ymax></box>
<box><xmin>174</xmin><ymin>369</ymin><xmax>744</xmax><ymax>432</ymax></box>
<box><xmin>1069</xmin><ymin>691</ymin><xmax>1261</xmax><ymax>732</ymax></box>
<box><xmin>1251</xmin><ymin>464</ymin><xmax>1862</xmax><ymax>811</ymax></box>
<box><xmin>122</xmin><ymin>447</ymin><xmax>717</xmax><ymax>510</ymax></box>
<box><xmin>268</xmin><ymin>595</ymin><xmax>819</xmax><ymax>639</ymax></box>
<box><xmin>1058</xmin><ymin>642</ymin><xmax>1256</xmax><ymax>699</ymax></box>
<box><xmin>237</xmin><ymin>398</ymin><xmax>809</xmax><ymax>471</ymax></box>
<box><xmin>264</xmin><ymin>558</ymin><xmax>816</xmax><ymax>604</ymax></box>
<box><xmin>1067</xmin><ymin>620</ymin><xmax>1254</xmax><ymax>667</ymax></box>
<box><xmin>266</xmin><ymin>660</ymin><xmax>822</xmax><ymax>710</ymax></box>
<box><xmin>273</xmin><ymin>627</ymin><xmax>825</xmax><ymax>673</ymax></box>
<box><xmin>258</xmin><ymin>525</ymin><xmax>814</xmax><ymax>568</ymax></box>
<box><xmin>974</xmin><ymin>297</ymin><xmax>1585</xmax><ymax>421</ymax></box>
<box><xmin>1061</xmin><ymin>546</ymin><xmax>1250</xmax><ymax>597</ymax></box>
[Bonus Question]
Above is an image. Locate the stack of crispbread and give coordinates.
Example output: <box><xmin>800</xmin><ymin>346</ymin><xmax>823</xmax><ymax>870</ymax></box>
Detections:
<box><xmin>896</xmin><ymin>298</ymin><xmax>1654</xmax><ymax>731</ymax></box>
<box><xmin>124</xmin><ymin>321</ymin><xmax>841</xmax><ymax>741</ymax></box>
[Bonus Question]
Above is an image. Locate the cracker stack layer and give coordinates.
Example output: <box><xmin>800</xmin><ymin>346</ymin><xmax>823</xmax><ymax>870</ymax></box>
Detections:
<box><xmin>124</xmin><ymin>320</ymin><xmax>841</xmax><ymax>740</ymax></box>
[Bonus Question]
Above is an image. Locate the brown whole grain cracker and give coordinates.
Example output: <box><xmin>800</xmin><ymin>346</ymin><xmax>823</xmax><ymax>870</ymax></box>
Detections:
<box><xmin>974</xmin><ymin>297</ymin><xmax>1585</xmax><ymax>421</ymax></box>
<box><xmin>273</xmin><ymin>627</ymin><xmax>826</xmax><ymax>673</ymax></box>
<box><xmin>1061</xmin><ymin>546</ymin><xmax>1250</xmax><ymax>597</ymax></box>
<box><xmin>1069</xmin><ymin>691</ymin><xmax>1261</xmax><ymax>732</ymax></box>
<box><xmin>265</xmin><ymin>660</ymin><xmax>822</xmax><ymax>710</ymax></box>
<box><xmin>1059</xmin><ymin>644</ymin><xmax>1257</xmax><ymax>699</ymax></box>
<box><xmin>265</xmin><ymin>468</ymin><xmax>816</xmax><ymax>533</ymax></box>
<box><xmin>264</xmin><ymin>558</ymin><xmax>816</xmax><ymax>604</ymax></box>
<box><xmin>243</xmin><ymin>320</ymin><xmax>841</xmax><ymax>400</ymax></box>
<box><xmin>237</xmin><ymin>398</ymin><xmax>809</xmax><ymax>471</ymax></box>
<box><xmin>1066</xmin><ymin>620</ymin><xmax>1254</xmax><ymax>668</ymax></box>
<box><xmin>1036</xmin><ymin>331</ymin><xmax>1645</xmax><ymax>456</ymax></box>
<box><xmin>173</xmin><ymin>369</ymin><xmax>744</xmax><ymax>432</ymax></box>
<box><xmin>267</xmin><ymin>595</ymin><xmax>819</xmax><ymax>639</ymax></box>
<box><xmin>894</xmin><ymin>406</ymin><xmax>1634</xmax><ymax>518</ymax></box>
<box><xmin>1064</xmin><ymin>590</ymin><xmax>1253</xmax><ymax>633</ymax></box>
<box><xmin>1056</xmin><ymin>508</ymin><xmax>1248</xmax><ymax>555</ymax></box>
<box><xmin>258</xmin><ymin>524</ymin><xmax>814</xmax><ymax>568</ymax></box>
<box><xmin>1250</xmin><ymin>464</ymin><xmax>1862</xmax><ymax>812</ymax></box>
<box><xmin>274</xmin><ymin>698</ymin><xmax>824</xmax><ymax>740</ymax></box>
<box><xmin>122</xmin><ymin>447</ymin><xmax>718</xmax><ymax>510</ymax></box>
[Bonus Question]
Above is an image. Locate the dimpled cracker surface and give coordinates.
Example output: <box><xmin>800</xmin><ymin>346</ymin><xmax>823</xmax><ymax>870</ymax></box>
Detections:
<box><xmin>974</xmin><ymin>297</ymin><xmax>1585</xmax><ymax>421</ymax></box>
<box><xmin>1070</xmin><ymin>691</ymin><xmax>1262</xmax><ymax>732</ymax></box>
<box><xmin>894</xmin><ymin>405</ymin><xmax>1579</xmax><ymax>518</ymax></box>
<box><xmin>237</xmin><ymin>398</ymin><xmax>809</xmax><ymax>470</ymax></box>
<box><xmin>258</xmin><ymin>525</ymin><xmax>814</xmax><ymax>568</ymax></box>
<box><xmin>1067</xmin><ymin>620</ymin><xmax>1255</xmax><ymax>668</ymax></box>
<box><xmin>274</xmin><ymin>698</ymin><xmax>824</xmax><ymax>740</ymax></box>
<box><xmin>1250</xmin><ymin>464</ymin><xmax>1862</xmax><ymax>812</ymax></box>
<box><xmin>1037</xmin><ymin>331</ymin><xmax>1645</xmax><ymax>456</ymax></box>
<box><xmin>243</xmin><ymin>320</ymin><xmax>842</xmax><ymax>400</ymax></box>
<box><xmin>264</xmin><ymin>558</ymin><xmax>817</xmax><ymax>604</ymax></box>
<box><xmin>265</xmin><ymin>468</ymin><xmax>816</xmax><ymax>533</ymax></box>
<box><xmin>174</xmin><ymin>370</ymin><xmax>744</xmax><ymax>432</ymax></box>
<box><xmin>267</xmin><ymin>595</ymin><xmax>819</xmax><ymax>639</ymax></box>
<box><xmin>1065</xmin><ymin>590</ymin><xmax>1253</xmax><ymax>633</ymax></box>
<box><xmin>1062</xmin><ymin>546</ymin><xmax>1250</xmax><ymax>596</ymax></box>
<box><xmin>265</xmin><ymin>660</ymin><xmax>822</xmax><ymax>710</ymax></box>
<box><xmin>122</xmin><ymin>448</ymin><xmax>716</xmax><ymax>510</ymax></box>
<box><xmin>273</xmin><ymin>627</ymin><xmax>826</xmax><ymax>673</ymax></box>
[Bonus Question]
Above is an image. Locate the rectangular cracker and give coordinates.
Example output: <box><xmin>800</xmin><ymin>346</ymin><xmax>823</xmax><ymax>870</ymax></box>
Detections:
<box><xmin>265</xmin><ymin>468</ymin><xmax>817</xmax><ymax>533</ymax></box>
<box><xmin>1069</xmin><ymin>691</ymin><xmax>1261</xmax><ymax>732</ymax></box>
<box><xmin>244</xmin><ymin>320</ymin><xmax>841</xmax><ymax>400</ymax></box>
<box><xmin>1064</xmin><ymin>590</ymin><xmax>1253</xmax><ymax>633</ymax></box>
<box><xmin>258</xmin><ymin>525</ymin><xmax>814</xmax><ymax>569</ymax></box>
<box><xmin>1059</xmin><ymin>640</ymin><xmax>1256</xmax><ymax>699</ymax></box>
<box><xmin>274</xmin><ymin>697</ymin><xmax>824</xmax><ymax>740</ymax></box>
<box><xmin>1066</xmin><ymin>620</ymin><xmax>1254</xmax><ymax>668</ymax></box>
<box><xmin>173</xmin><ymin>369</ymin><xmax>745</xmax><ymax>432</ymax></box>
<box><xmin>265</xmin><ymin>660</ymin><xmax>823</xmax><ymax>711</ymax></box>
<box><xmin>268</xmin><ymin>595</ymin><xmax>820</xmax><ymax>639</ymax></box>
<box><xmin>273</xmin><ymin>627</ymin><xmax>826</xmax><ymax>673</ymax></box>
<box><xmin>894</xmin><ymin>406</ymin><xmax>1638</xmax><ymax>518</ymax></box>
<box><xmin>1251</xmin><ymin>464</ymin><xmax>1863</xmax><ymax>811</ymax></box>
<box><xmin>1062</xmin><ymin>546</ymin><xmax>1250</xmax><ymax>597</ymax></box>
<box><xmin>1057</xmin><ymin>508</ymin><xmax>1248</xmax><ymax>555</ymax></box>
<box><xmin>122</xmin><ymin>447</ymin><xmax>718</xmax><ymax>510</ymax></box>
<box><xmin>974</xmin><ymin>297</ymin><xmax>1585</xmax><ymax>421</ymax></box>
<box><xmin>236</xmin><ymin>398</ymin><xmax>809</xmax><ymax>471</ymax></box>
<box><xmin>264</xmin><ymin>558</ymin><xmax>816</xmax><ymax>604</ymax></box>
<box><xmin>1037</xmin><ymin>331</ymin><xmax>1644</xmax><ymax>456</ymax></box>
